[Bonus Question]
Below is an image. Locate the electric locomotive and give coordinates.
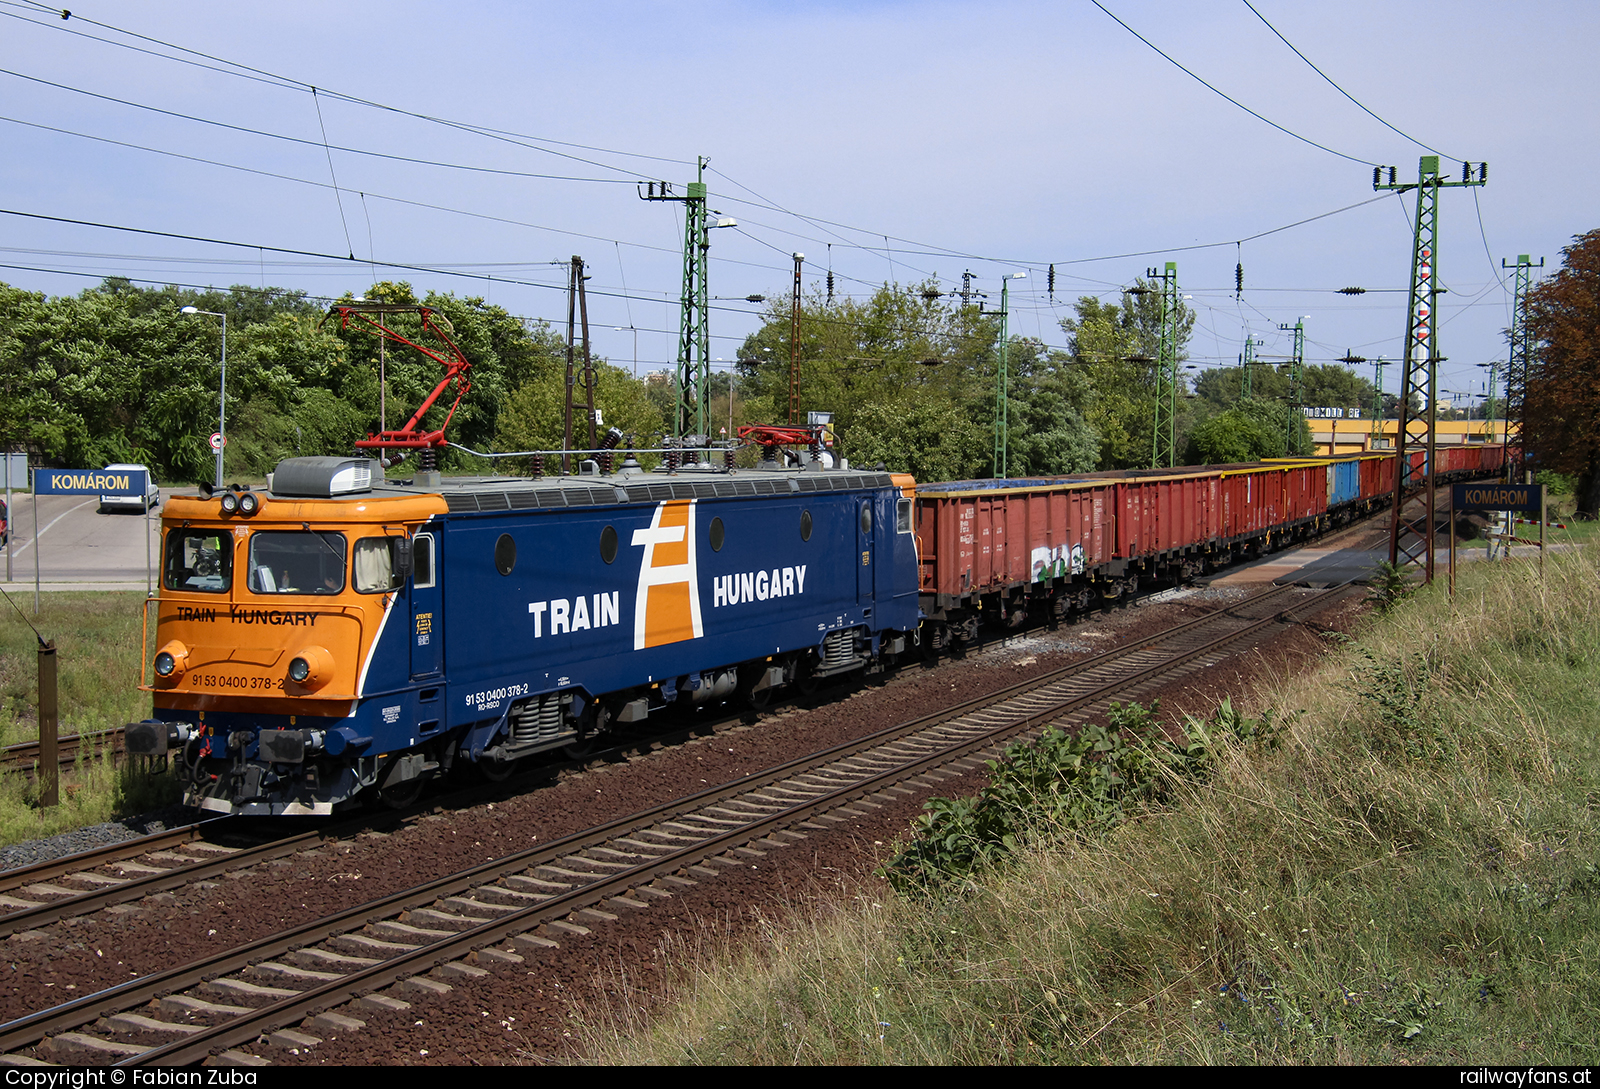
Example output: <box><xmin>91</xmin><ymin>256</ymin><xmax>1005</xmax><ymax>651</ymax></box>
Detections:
<box><xmin>129</xmin><ymin>453</ymin><xmax>920</xmax><ymax>815</ymax></box>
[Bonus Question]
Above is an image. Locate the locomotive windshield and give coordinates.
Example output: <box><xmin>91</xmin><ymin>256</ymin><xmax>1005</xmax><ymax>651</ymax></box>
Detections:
<box><xmin>247</xmin><ymin>531</ymin><xmax>347</xmax><ymax>595</ymax></box>
<box><xmin>163</xmin><ymin>529</ymin><xmax>232</xmax><ymax>593</ymax></box>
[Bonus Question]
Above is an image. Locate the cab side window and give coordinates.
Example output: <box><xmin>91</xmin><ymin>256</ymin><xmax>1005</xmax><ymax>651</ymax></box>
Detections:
<box><xmin>354</xmin><ymin>537</ymin><xmax>406</xmax><ymax>593</ymax></box>
<box><xmin>412</xmin><ymin>533</ymin><xmax>436</xmax><ymax>588</ymax></box>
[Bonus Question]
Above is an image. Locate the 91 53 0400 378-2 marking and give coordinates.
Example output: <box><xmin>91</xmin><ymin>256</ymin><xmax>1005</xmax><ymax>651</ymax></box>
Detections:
<box><xmin>188</xmin><ymin>673</ymin><xmax>285</xmax><ymax>691</ymax></box>
<box><xmin>464</xmin><ymin>683</ymin><xmax>530</xmax><ymax>712</ymax></box>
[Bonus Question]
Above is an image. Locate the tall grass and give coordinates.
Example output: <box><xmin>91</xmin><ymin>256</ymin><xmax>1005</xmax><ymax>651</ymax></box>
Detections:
<box><xmin>579</xmin><ymin>548</ymin><xmax>1600</xmax><ymax>1064</ymax></box>
<box><xmin>0</xmin><ymin>591</ymin><xmax>175</xmax><ymax>846</ymax></box>
<box><xmin>0</xmin><ymin>591</ymin><xmax>150</xmax><ymax>742</ymax></box>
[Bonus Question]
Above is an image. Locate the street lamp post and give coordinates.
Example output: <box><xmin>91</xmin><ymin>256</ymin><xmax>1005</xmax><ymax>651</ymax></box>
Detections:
<box><xmin>181</xmin><ymin>307</ymin><xmax>228</xmax><ymax>488</ymax></box>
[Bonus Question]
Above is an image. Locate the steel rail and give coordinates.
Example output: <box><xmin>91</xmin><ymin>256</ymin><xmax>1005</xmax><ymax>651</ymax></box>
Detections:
<box><xmin>0</xmin><ymin>823</ymin><xmax>349</xmax><ymax>940</ymax></box>
<box><xmin>0</xmin><ymin>820</ymin><xmax>224</xmax><ymax>895</ymax></box>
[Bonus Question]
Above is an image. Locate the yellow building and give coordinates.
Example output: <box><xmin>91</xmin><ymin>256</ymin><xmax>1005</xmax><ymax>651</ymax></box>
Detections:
<box><xmin>1310</xmin><ymin>416</ymin><xmax>1514</xmax><ymax>457</ymax></box>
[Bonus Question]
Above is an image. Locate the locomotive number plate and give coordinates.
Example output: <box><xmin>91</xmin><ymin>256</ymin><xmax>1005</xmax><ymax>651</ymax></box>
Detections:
<box><xmin>464</xmin><ymin>683</ymin><xmax>530</xmax><ymax>712</ymax></box>
<box><xmin>189</xmin><ymin>672</ymin><xmax>285</xmax><ymax>691</ymax></box>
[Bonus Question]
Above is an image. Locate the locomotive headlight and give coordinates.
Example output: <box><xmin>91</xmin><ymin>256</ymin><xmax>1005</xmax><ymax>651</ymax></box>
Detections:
<box><xmin>219</xmin><ymin>492</ymin><xmax>239</xmax><ymax>515</ymax></box>
<box><xmin>153</xmin><ymin>640</ymin><xmax>189</xmax><ymax>683</ymax></box>
<box><xmin>285</xmin><ymin>645</ymin><xmax>334</xmax><ymax>691</ymax></box>
<box><xmin>238</xmin><ymin>492</ymin><xmax>261</xmax><ymax>515</ymax></box>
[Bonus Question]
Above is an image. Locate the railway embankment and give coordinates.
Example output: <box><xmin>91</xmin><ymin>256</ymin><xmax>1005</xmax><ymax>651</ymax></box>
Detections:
<box><xmin>578</xmin><ymin>544</ymin><xmax>1600</xmax><ymax>1065</ymax></box>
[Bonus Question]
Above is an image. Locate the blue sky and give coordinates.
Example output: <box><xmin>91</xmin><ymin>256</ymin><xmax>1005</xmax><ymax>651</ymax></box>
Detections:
<box><xmin>2</xmin><ymin>0</ymin><xmax>1595</xmax><ymax>406</ymax></box>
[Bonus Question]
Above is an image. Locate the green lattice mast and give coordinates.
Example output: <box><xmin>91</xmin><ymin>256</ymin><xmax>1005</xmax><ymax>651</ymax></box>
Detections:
<box><xmin>1240</xmin><ymin>332</ymin><xmax>1263</xmax><ymax>400</ymax></box>
<box><xmin>1148</xmin><ymin>262</ymin><xmax>1180</xmax><ymax>469</ymax></box>
<box><xmin>1501</xmin><ymin>253</ymin><xmax>1543</xmax><ymax>477</ymax></box>
<box><xmin>1278</xmin><ymin>318</ymin><xmax>1306</xmax><ymax>450</ymax></box>
<box><xmin>1373</xmin><ymin>155</ymin><xmax>1487</xmax><ymax>584</ymax></box>
<box><xmin>640</xmin><ymin>157</ymin><xmax>714</xmax><ymax>457</ymax></box>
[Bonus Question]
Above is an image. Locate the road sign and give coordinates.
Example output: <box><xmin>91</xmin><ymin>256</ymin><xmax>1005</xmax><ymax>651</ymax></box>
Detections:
<box><xmin>209</xmin><ymin>432</ymin><xmax>226</xmax><ymax>451</ymax></box>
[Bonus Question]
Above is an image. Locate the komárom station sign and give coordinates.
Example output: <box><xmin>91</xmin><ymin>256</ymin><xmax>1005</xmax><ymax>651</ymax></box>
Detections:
<box><xmin>1452</xmin><ymin>483</ymin><xmax>1540</xmax><ymax>513</ymax></box>
<box><xmin>35</xmin><ymin>468</ymin><xmax>147</xmax><ymax>496</ymax></box>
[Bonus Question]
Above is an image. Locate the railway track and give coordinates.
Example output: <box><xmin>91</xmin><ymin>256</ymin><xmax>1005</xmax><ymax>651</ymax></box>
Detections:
<box><xmin>1</xmin><ymin>728</ymin><xmax>124</xmax><ymax>778</ymax></box>
<box><xmin>0</xmin><ymin>816</ymin><xmax>404</xmax><ymax>941</ymax></box>
<box><xmin>0</xmin><ymin>581</ymin><xmax>1354</xmax><ymax>1067</ymax></box>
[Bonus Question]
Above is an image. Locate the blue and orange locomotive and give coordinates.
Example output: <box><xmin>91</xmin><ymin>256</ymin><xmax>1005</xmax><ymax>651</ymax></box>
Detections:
<box><xmin>132</xmin><ymin>452</ymin><xmax>921</xmax><ymax>814</ymax></box>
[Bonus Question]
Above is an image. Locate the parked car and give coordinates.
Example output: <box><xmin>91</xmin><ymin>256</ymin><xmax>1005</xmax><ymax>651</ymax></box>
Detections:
<box><xmin>0</xmin><ymin>497</ymin><xmax>7</xmax><ymax>546</ymax></box>
<box><xmin>100</xmin><ymin>463</ymin><xmax>161</xmax><ymax>513</ymax></box>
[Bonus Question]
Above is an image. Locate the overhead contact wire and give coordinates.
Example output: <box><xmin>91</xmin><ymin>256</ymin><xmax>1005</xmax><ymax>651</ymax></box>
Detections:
<box><xmin>1240</xmin><ymin>0</ymin><xmax>1459</xmax><ymax>162</ymax></box>
<box><xmin>3</xmin><ymin>0</ymin><xmax>688</xmax><ymax>176</ymax></box>
<box><xmin>1090</xmin><ymin>0</ymin><xmax>1378</xmax><ymax>167</ymax></box>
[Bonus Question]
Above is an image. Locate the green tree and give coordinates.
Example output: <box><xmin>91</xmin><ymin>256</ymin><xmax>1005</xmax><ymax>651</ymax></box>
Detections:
<box><xmin>1301</xmin><ymin>364</ymin><xmax>1376</xmax><ymax>416</ymax></box>
<box><xmin>1003</xmin><ymin>338</ymin><xmax>1100</xmax><ymax>475</ymax></box>
<box><xmin>0</xmin><ymin>285</ymin><xmax>69</xmax><ymax>456</ymax></box>
<box><xmin>1060</xmin><ymin>283</ymin><xmax>1196</xmax><ymax>470</ymax></box>
<box><xmin>1185</xmin><ymin>400</ymin><xmax>1286</xmax><ymax>463</ymax></box>
<box><xmin>494</xmin><ymin>359</ymin><xmax>666</xmax><ymax>469</ymax></box>
<box><xmin>8</xmin><ymin>283</ymin><xmax>224</xmax><ymax>480</ymax></box>
<box><xmin>846</xmin><ymin>397</ymin><xmax>988</xmax><ymax>480</ymax></box>
<box><xmin>737</xmin><ymin>281</ymin><xmax>997</xmax><ymax>480</ymax></box>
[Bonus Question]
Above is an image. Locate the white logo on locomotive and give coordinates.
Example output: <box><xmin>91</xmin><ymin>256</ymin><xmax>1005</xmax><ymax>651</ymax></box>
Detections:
<box><xmin>523</xmin><ymin>500</ymin><xmax>808</xmax><ymax>649</ymax></box>
<box><xmin>630</xmin><ymin>500</ymin><xmax>704</xmax><ymax>651</ymax></box>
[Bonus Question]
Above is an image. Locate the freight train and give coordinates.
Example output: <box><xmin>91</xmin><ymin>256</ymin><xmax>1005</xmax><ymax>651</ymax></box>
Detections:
<box><xmin>126</xmin><ymin>439</ymin><xmax>1504</xmax><ymax>816</ymax></box>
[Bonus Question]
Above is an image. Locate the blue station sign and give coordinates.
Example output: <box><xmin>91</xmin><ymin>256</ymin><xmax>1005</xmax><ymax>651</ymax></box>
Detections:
<box><xmin>1453</xmin><ymin>483</ymin><xmax>1542</xmax><ymax>513</ymax></box>
<box><xmin>34</xmin><ymin>467</ymin><xmax>147</xmax><ymax>497</ymax></box>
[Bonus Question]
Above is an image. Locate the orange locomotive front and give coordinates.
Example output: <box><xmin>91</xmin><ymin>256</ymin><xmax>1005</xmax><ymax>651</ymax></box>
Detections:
<box><xmin>133</xmin><ymin>461</ymin><xmax>445</xmax><ymax>815</ymax></box>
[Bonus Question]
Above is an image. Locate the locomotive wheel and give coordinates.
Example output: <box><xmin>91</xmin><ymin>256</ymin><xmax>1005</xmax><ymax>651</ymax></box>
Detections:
<box><xmin>378</xmin><ymin>776</ymin><xmax>427</xmax><ymax>809</ymax></box>
<box><xmin>736</xmin><ymin>661</ymin><xmax>783</xmax><ymax>710</ymax></box>
<box><xmin>476</xmin><ymin>752</ymin><xmax>517</xmax><ymax>782</ymax></box>
<box><xmin>565</xmin><ymin>703</ymin><xmax>613</xmax><ymax>760</ymax></box>
<box><xmin>563</xmin><ymin>737</ymin><xmax>597</xmax><ymax>760</ymax></box>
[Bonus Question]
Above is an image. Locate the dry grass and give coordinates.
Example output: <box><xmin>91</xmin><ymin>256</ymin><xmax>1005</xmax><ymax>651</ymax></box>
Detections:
<box><xmin>575</xmin><ymin>548</ymin><xmax>1600</xmax><ymax>1064</ymax></box>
